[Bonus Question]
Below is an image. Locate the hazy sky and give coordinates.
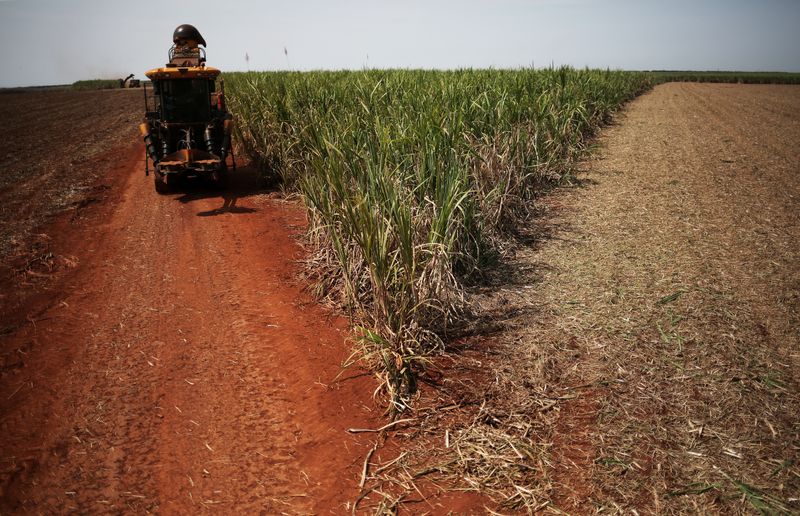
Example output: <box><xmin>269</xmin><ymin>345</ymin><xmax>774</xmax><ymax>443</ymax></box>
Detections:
<box><xmin>1</xmin><ymin>0</ymin><xmax>798</xmax><ymax>87</ymax></box>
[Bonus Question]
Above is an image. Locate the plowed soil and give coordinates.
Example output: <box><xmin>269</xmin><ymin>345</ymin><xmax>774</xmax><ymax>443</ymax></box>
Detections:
<box><xmin>0</xmin><ymin>89</ymin><xmax>381</xmax><ymax>513</ymax></box>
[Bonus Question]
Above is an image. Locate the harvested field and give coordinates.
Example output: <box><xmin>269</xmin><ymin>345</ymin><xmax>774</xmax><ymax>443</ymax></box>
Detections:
<box><xmin>0</xmin><ymin>89</ymin><xmax>140</xmax><ymax>288</ymax></box>
<box><xmin>390</xmin><ymin>83</ymin><xmax>799</xmax><ymax>513</ymax></box>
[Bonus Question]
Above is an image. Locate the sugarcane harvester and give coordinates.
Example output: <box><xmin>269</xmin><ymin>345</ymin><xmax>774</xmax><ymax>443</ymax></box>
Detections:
<box><xmin>140</xmin><ymin>24</ymin><xmax>234</xmax><ymax>193</ymax></box>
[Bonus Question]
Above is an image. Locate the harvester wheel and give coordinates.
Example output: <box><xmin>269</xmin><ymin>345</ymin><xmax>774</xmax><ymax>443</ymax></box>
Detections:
<box><xmin>154</xmin><ymin>167</ymin><xmax>170</xmax><ymax>194</ymax></box>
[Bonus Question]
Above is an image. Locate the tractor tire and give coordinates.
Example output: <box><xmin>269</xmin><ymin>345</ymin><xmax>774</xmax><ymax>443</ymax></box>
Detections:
<box><xmin>154</xmin><ymin>167</ymin><xmax>170</xmax><ymax>194</ymax></box>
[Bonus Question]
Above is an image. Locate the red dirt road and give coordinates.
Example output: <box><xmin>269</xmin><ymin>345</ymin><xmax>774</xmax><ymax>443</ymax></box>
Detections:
<box><xmin>0</xmin><ymin>144</ymin><xmax>380</xmax><ymax>513</ymax></box>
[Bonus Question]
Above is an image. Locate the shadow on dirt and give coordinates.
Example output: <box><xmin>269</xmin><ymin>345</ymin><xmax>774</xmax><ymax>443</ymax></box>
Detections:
<box><xmin>169</xmin><ymin>165</ymin><xmax>280</xmax><ymax>216</ymax></box>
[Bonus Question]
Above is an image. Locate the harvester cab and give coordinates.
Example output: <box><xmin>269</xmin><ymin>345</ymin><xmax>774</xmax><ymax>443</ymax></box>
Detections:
<box><xmin>140</xmin><ymin>24</ymin><xmax>234</xmax><ymax>193</ymax></box>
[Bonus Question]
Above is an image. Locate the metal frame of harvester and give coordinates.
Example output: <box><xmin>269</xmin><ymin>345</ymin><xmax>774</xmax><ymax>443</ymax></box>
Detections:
<box><xmin>140</xmin><ymin>24</ymin><xmax>235</xmax><ymax>193</ymax></box>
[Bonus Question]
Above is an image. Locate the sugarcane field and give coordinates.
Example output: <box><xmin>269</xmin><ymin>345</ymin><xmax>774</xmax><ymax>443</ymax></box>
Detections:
<box><xmin>1</xmin><ymin>3</ymin><xmax>798</xmax><ymax>514</ymax></box>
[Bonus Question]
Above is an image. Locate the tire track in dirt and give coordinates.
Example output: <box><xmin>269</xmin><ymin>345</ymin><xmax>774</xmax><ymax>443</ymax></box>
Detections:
<box><xmin>0</xmin><ymin>144</ymin><xmax>380</xmax><ymax>513</ymax></box>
